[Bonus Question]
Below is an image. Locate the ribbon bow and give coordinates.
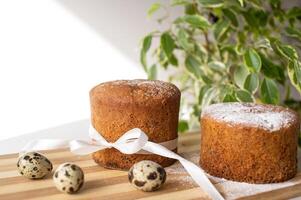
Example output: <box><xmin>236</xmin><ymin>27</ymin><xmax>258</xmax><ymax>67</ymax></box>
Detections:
<box><xmin>21</xmin><ymin>126</ymin><xmax>224</xmax><ymax>200</ymax></box>
<box><xmin>70</xmin><ymin>127</ymin><xmax>149</xmax><ymax>155</ymax></box>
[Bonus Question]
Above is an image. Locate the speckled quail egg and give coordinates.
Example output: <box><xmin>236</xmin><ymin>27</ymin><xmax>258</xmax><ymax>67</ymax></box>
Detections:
<box><xmin>53</xmin><ymin>163</ymin><xmax>84</xmax><ymax>194</ymax></box>
<box><xmin>128</xmin><ymin>160</ymin><xmax>166</xmax><ymax>192</ymax></box>
<box><xmin>17</xmin><ymin>152</ymin><xmax>53</xmax><ymax>179</ymax></box>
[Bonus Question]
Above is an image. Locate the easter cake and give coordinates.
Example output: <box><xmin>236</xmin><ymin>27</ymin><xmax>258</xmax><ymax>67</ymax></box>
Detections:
<box><xmin>200</xmin><ymin>102</ymin><xmax>300</xmax><ymax>183</ymax></box>
<box><xmin>90</xmin><ymin>79</ymin><xmax>181</xmax><ymax>170</ymax></box>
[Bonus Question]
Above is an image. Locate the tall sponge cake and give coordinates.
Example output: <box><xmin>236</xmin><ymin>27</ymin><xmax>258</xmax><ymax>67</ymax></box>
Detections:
<box><xmin>90</xmin><ymin>79</ymin><xmax>181</xmax><ymax>170</ymax></box>
<box><xmin>200</xmin><ymin>102</ymin><xmax>300</xmax><ymax>183</ymax></box>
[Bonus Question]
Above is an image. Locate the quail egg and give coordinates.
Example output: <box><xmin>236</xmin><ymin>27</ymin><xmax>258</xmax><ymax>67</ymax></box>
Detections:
<box><xmin>128</xmin><ymin>160</ymin><xmax>166</xmax><ymax>192</ymax></box>
<box><xmin>53</xmin><ymin>163</ymin><xmax>84</xmax><ymax>194</ymax></box>
<box><xmin>17</xmin><ymin>152</ymin><xmax>53</xmax><ymax>179</ymax></box>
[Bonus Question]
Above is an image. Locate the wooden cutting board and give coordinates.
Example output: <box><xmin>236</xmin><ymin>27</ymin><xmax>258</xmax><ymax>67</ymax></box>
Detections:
<box><xmin>0</xmin><ymin>132</ymin><xmax>301</xmax><ymax>200</ymax></box>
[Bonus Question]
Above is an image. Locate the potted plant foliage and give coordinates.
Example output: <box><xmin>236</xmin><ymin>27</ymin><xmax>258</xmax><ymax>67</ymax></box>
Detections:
<box><xmin>140</xmin><ymin>0</ymin><xmax>301</xmax><ymax>132</ymax></box>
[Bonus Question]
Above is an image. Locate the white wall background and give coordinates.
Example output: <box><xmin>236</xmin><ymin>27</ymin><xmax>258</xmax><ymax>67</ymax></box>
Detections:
<box><xmin>57</xmin><ymin>0</ymin><xmax>178</xmax><ymax>64</ymax></box>
<box><xmin>0</xmin><ymin>0</ymin><xmax>300</xmax><ymax>142</ymax></box>
<box><xmin>0</xmin><ymin>0</ymin><xmax>172</xmax><ymax>140</ymax></box>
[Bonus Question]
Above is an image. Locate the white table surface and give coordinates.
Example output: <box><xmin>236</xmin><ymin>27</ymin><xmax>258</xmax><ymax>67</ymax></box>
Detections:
<box><xmin>0</xmin><ymin>119</ymin><xmax>90</xmax><ymax>155</ymax></box>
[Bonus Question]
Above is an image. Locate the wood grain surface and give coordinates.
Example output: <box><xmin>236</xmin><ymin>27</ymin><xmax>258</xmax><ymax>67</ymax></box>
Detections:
<box><xmin>0</xmin><ymin>132</ymin><xmax>300</xmax><ymax>200</ymax></box>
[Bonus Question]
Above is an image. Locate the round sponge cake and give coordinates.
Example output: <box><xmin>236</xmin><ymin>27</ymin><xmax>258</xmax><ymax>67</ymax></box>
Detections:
<box><xmin>90</xmin><ymin>79</ymin><xmax>181</xmax><ymax>170</ymax></box>
<box><xmin>200</xmin><ymin>102</ymin><xmax>300</xmax><ymax>183</ymax></box>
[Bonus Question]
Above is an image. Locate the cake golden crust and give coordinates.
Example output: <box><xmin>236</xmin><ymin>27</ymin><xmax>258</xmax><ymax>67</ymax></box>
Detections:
<box><xmin>90</xmin><ymin>79</ymin><xmax>181</xmax><ymax>170</ymax></box>
<box><xmin>199</xmin><ymin>103</ymin><xmax>300</xmax><ymax>183</ymax></box>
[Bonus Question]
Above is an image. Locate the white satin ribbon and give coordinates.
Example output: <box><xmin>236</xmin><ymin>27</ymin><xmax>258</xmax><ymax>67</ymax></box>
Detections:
<box><xmin>20</xmin><ymin>127</ymin><xmax>177</xmax><ymax>156</ymax></box>
<box><xmin>21</xmin><ymin>125</ymin><xmax>224</xmax><ymax>200</ymax></box>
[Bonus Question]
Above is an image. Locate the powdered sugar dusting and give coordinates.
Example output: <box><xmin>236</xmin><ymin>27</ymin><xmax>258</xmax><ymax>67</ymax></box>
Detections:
<box><xmin>216</xmin><ymin>179</ymin><xmax>296</xmax><ymax>200</ymax></box>
<box><xmin>166</xmin><ymin>152</ymin><xmax>225</xmax><ymax>187</ymax></box>
<box><xmin>166</xmin><ymin>152</ymin><xmax>198</xmax><ymax>187</ymax></box>
<box><xmin>202</xmin><ymin>103</ymin><xmax>297</xmax><ymax>132</ymax></box>
<box><xmin>98</xmin><ymin>79</ymin><xmax>180</xmax><ymax>97</ymax></box>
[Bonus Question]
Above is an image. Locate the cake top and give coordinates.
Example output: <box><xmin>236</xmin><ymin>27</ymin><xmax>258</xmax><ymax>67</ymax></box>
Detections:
<box><xmin>202</xmin><ymin>102</ymin><xmax>299</xmax><ymax>132</ymax></box>
<box><xmin>90</xmin><ymin>79</ymin><xmax>180</xmax><ymax>103</ymax></box>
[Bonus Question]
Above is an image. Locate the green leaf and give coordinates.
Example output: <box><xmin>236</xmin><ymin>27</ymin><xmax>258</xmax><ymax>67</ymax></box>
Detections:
<box><xmin>179</xmin><ymin>15</ymin><xmax>211</xmax><ymax>30</ymax></box>
<box><xmin>288</xmin><ymin>60</ymin><xmax>301</xmax><ymax>94</ymax></box>
<box><xmin>171</xmin><ymin>0</ymin><xmax>190</xmax><ymax>6</ymax></box>
<box><xmin>243</xmin><ymin>49</ymin><xmax>262</xmax><ymax>73</ymax></box>
<box><xmin>177</xmin><ymin>29</ymin><xmax>194</xmax><ymax>51</ymax></box>
<box><xmin>147</xmin><ymin>64</ymin><xmax>157</xmax><ymax>80</ymax></box>
<box><xmin>223</xmin><ymin>93</ymin><xmax>237</xmax><ymax>102</ymax></box>
<box><xmin>195</xmin><ymin>44</ymin><xmax>208</xmax><ymax>63</ymax></box>
<box><xmin>178</xmin><ymin>120</ymin><xmax>189</xmax><ymax>132</ymax></box>
<box><xmin>285</xmin><ymin>27</ymin><xmax>301</xmax><ymax>40</ymax></box>
<box><xmin>269</xmin><ymin>0</ymin><xmax>281</xmax><ymax>8</ymax></box>
<box><xmin>185</xmin><ymin>56</ymin><xmax>211</xmax><ymax>83</ymax></box>
<box><xmin>260</xmin><ymin>78</ymin><xmax>280</xmax><ymax>104</ymax></box>
<box><xmin>287</xmin><ymin>7</ymin><xmax>301</xmax><ymax>19</ymax></box>
<box><xmin>237</xmin><ymin>0</ymin><xmax>244</xmax><ymax>7</ymax></box>
<box><xmin>201</xmin><ymin>87</ymin><xmax>218</xmax><ymax>108</ymax></box>
<box><xmin>221</xmin><ymin>86</ymin><xmax>237</xmax><ymax>102</ymax></box>
<box><xmin>222</xmin><ymin>9</ymin><xmax>238</xmax><ymax>27</ymax></box>
<box><xmin>256</xmin><ymin>10</ymin><xmax>268</xmax><ymax>27</ymax></box>
<box><xmin>169</xmin><ymin>54</ymin><xmax>179</xmax><ymax>66</ymax></box>
<box><xmin>159</xmin><ymin>33</ymin><xmax>178</xmax><ymax>67</ymax></box>
<box><xmin>140</xmin><ymin>52</ymin><xmax>148</xmax><ymax>72</ymax></box>
<box><xmin>269</xmin><ymin>38</ymin><xmax>283</xmax><ymax>56</ymax></box>
<box><xmin>157</xmin><ymin>47</ymin><xmax>168</xmax><ymax>69</ymax></box>
<box><xmin>234</xmin><ymin>65</ymin><xmax>249</xmax><ymax>88</ymax></box>
<box><xmin>214</xmin><ymin>19</ymin><xmax>230</xmax><ymax>41</ymax></box>
<box><xmin>140</xmin><ymin>35</ymin><xmax>152</xmax><ymax>71</ymax></box>
<box><xmin>235</xmin><ymin>89</ymin><xmax>254</xmax><ymax>102</ymax></box>
<box><xmin>185</xmin><ymin>3</ymin><xmax>198</xmax><ymax>15</ymax></box>
<box><xmin>242</xmin><ymin>8</ymin><xmax>268</xmax><ymax>29</ymax></box>
<box><xmin>160</xmin><ymin>32</ymin><xmax>175</xmax><ymax>58</ymax></box>
<box><xmin>276</xmin><ymin>43</ymin><xmax>299</xmax><ymax>61</ymax></box>
<box><xmin>192</xmin><ymin>104</ymin><xmax>201</xmax><ymax>117</ymax></box>
<box><xmin>255</xmin><ymin>38</ymin><xmax>271</xmax><ymax>49</ymax></box>
<box><xmin>198</xmin><ymin>0</ymin><xmax>224</xmax><ymax>8</ymax></box>
<box><xmin>208</xmin><ymin>61</ymin><xmax>226</xmax><ymax>73</ymax></box>
<box><xmin>237</xmin><ymin>32</ymin><xmax>246</xmax><ymax>45</ymax></box>
<box><xmin>259</xmin><ymin>53</ymin><xmax>285</xmax><ymax>83</ymax></box>
<box><xmin>249</xmin><ymin>0</ymin><xmax>262</xmax><ymax>8</ymax></box>
<box><xmin>244</xmin><ymin>73</ymin><xmax>259</xmax><ymax>93</ymax></box>
<box><xmin>236</xmin><ymin>45</ymin><xmax>245</xmax><ymax>54</ymax></box>
<box><xmin>185</xmin><ymin>56</ymin><xmax>202</xmax><ymax>78</ymax></box>
<box><xmin>242</xmin><ymin>9</ymin><xmax>258</xmax><ymax>28</ymax></box>
<box><xmin>142</xmin><ymin>35</ymin><xmax>152</xmax><ymax>52</ymax></box>
<box><xmin>147</xmin><ymin>3</ymin><xmax>161</xmax><ymax>17</ymax></box>
<box><xmin>199</xmin><ymin>85</ymin><xmax>211</xmax><ymax>104</ymax></box>
<box><xmin>220</xmin><ymin>44</ymin><xmax>237</xmax><ymax>56</ymax></box>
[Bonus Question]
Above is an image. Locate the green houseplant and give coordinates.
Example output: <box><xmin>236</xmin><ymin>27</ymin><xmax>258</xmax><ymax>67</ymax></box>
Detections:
<box><xmin>140</xmin><ymin>0</ymin><xmax>301</xmax><ymax>132</ymax></box>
